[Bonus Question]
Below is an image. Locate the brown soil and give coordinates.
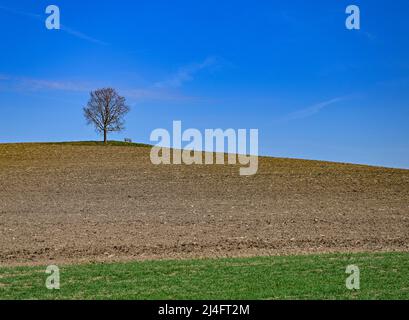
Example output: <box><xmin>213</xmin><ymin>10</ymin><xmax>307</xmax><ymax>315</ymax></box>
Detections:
<box><xmin>1</xmin><ymin>143</ymin><xmax>409</xmax><ymax>266</ymax></box>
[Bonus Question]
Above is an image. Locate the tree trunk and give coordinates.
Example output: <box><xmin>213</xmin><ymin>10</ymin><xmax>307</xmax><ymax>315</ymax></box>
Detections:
<box><xmin>104</xmin><ymin>129</ymin><xmax>107</xmax><ymax>144</ymax></box>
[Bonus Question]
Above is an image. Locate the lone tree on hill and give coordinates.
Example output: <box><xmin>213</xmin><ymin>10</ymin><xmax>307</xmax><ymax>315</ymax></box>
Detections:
<box><xmin>83</xmin><ymin>88</ymin><xmax>130</xmax><ymax>144</ymax></box>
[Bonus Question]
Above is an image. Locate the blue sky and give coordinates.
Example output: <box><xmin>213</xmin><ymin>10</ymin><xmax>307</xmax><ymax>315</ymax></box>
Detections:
<box><xmin>1</xmin><ymin>0</ymin><xmax>409</xmax><ymax>168</ymax></box>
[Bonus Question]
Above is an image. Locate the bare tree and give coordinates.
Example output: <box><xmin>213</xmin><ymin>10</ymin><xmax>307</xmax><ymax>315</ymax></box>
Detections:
<box><xmin>83</xmin><ymin>88</ymin><xmax>130</xmax><ymax>144</ymax></box>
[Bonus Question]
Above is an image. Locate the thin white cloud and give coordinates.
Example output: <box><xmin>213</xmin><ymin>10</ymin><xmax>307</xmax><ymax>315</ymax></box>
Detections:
<box><xmin>154</xmin><ymin>57</ymin><xmax>217</xmax><ymax>89</ymax></box>
<box><xmin>0</xmin><ymin>57</ymin><xmax>219</xmax><ymax>101</ymax></box>
<box><xmin>0</xmin><ymin>5</ymin><xmax>108</xmax><ymax>45</ymax></box>
<box><xmin>123</xmin><ymin>88</ymin><xmax>194</xmax><ymax>102</ymax></box>
<box><xmin>60</xmin><ymin>25</ymin><xmax>109</xmax><ymax>46</ymax></box>
<box><xmin>0</xmin><ymin>74</ymin><xmax>196</xmax><ymax>102</ymax></box>
<box><xmin>19</xmin><ymin>78</ymin><xmax>91</xmax><ymax>92</ymax></box>
<box><xmin>124</xmin><ymin>57</ymin><xmax>220</xmax><ymax>101</ymax></box>
<box><xmin>0</xmin><ymin>74</ymin><xmax>92</xmax><ymax>92</ymax></box>
<box><xmin>281</xmin><ymin>97</ymin><xmax>347</xmax><ymax>122</ymax></box>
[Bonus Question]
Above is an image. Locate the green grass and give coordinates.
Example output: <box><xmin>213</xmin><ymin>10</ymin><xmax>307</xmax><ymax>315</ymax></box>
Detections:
<box><xmin>43</xmin><ymin>140</ymin><xmax>152</xmax><ymax>148</ymax></box>
<box><xmin>0</xmin><ymin>140</ymin><xmax>152</xmax><ymax>148</ymax></box>
<box><xmin>1</xmin><ymin>252</ymin><xmax>408</xmax><ymax>300</ymax></box>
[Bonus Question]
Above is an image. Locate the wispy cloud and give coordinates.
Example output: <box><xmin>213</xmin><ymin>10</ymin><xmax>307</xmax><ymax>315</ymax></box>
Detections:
<box><xmin>122</xmin><ymin>88</ymin><xmax>194</xmax><ymax>102</ymax></box>
<box><xmin>281</xmin><ymin>97</ymin><xmax>347</xmax><ymax>122</ymax></box>
<box><xmin>0</xmin><ymin>5</ymin><xmax>108</xmax><ymax>45</ymax></box>
<box><xmin>0</xmin><ymin>56</ymin><xmax>219</xmax><ymax>102</ymax></box>
<box><xmin>19</xmin><ymin>78</ymin><xmax>91</xmax><ymax>92</ymax></box>
<box><xmin>0</xmin><ymin>74</ymin><xmax>92</xmax><ymax>92</ymax></box>
<box><xmin>60</xmin><ymin>25</ymin><xmax>109</xmax><ymax>46</ymax></box>
<box><xmin>125</xmin><ymin>57</ymin><xmax>220</xmax><ymax>101</ymax></box>
<box><xmin>154</xmin><ymin>57</ymin><xmax>218</xmax><ymax>89</ymax></box>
